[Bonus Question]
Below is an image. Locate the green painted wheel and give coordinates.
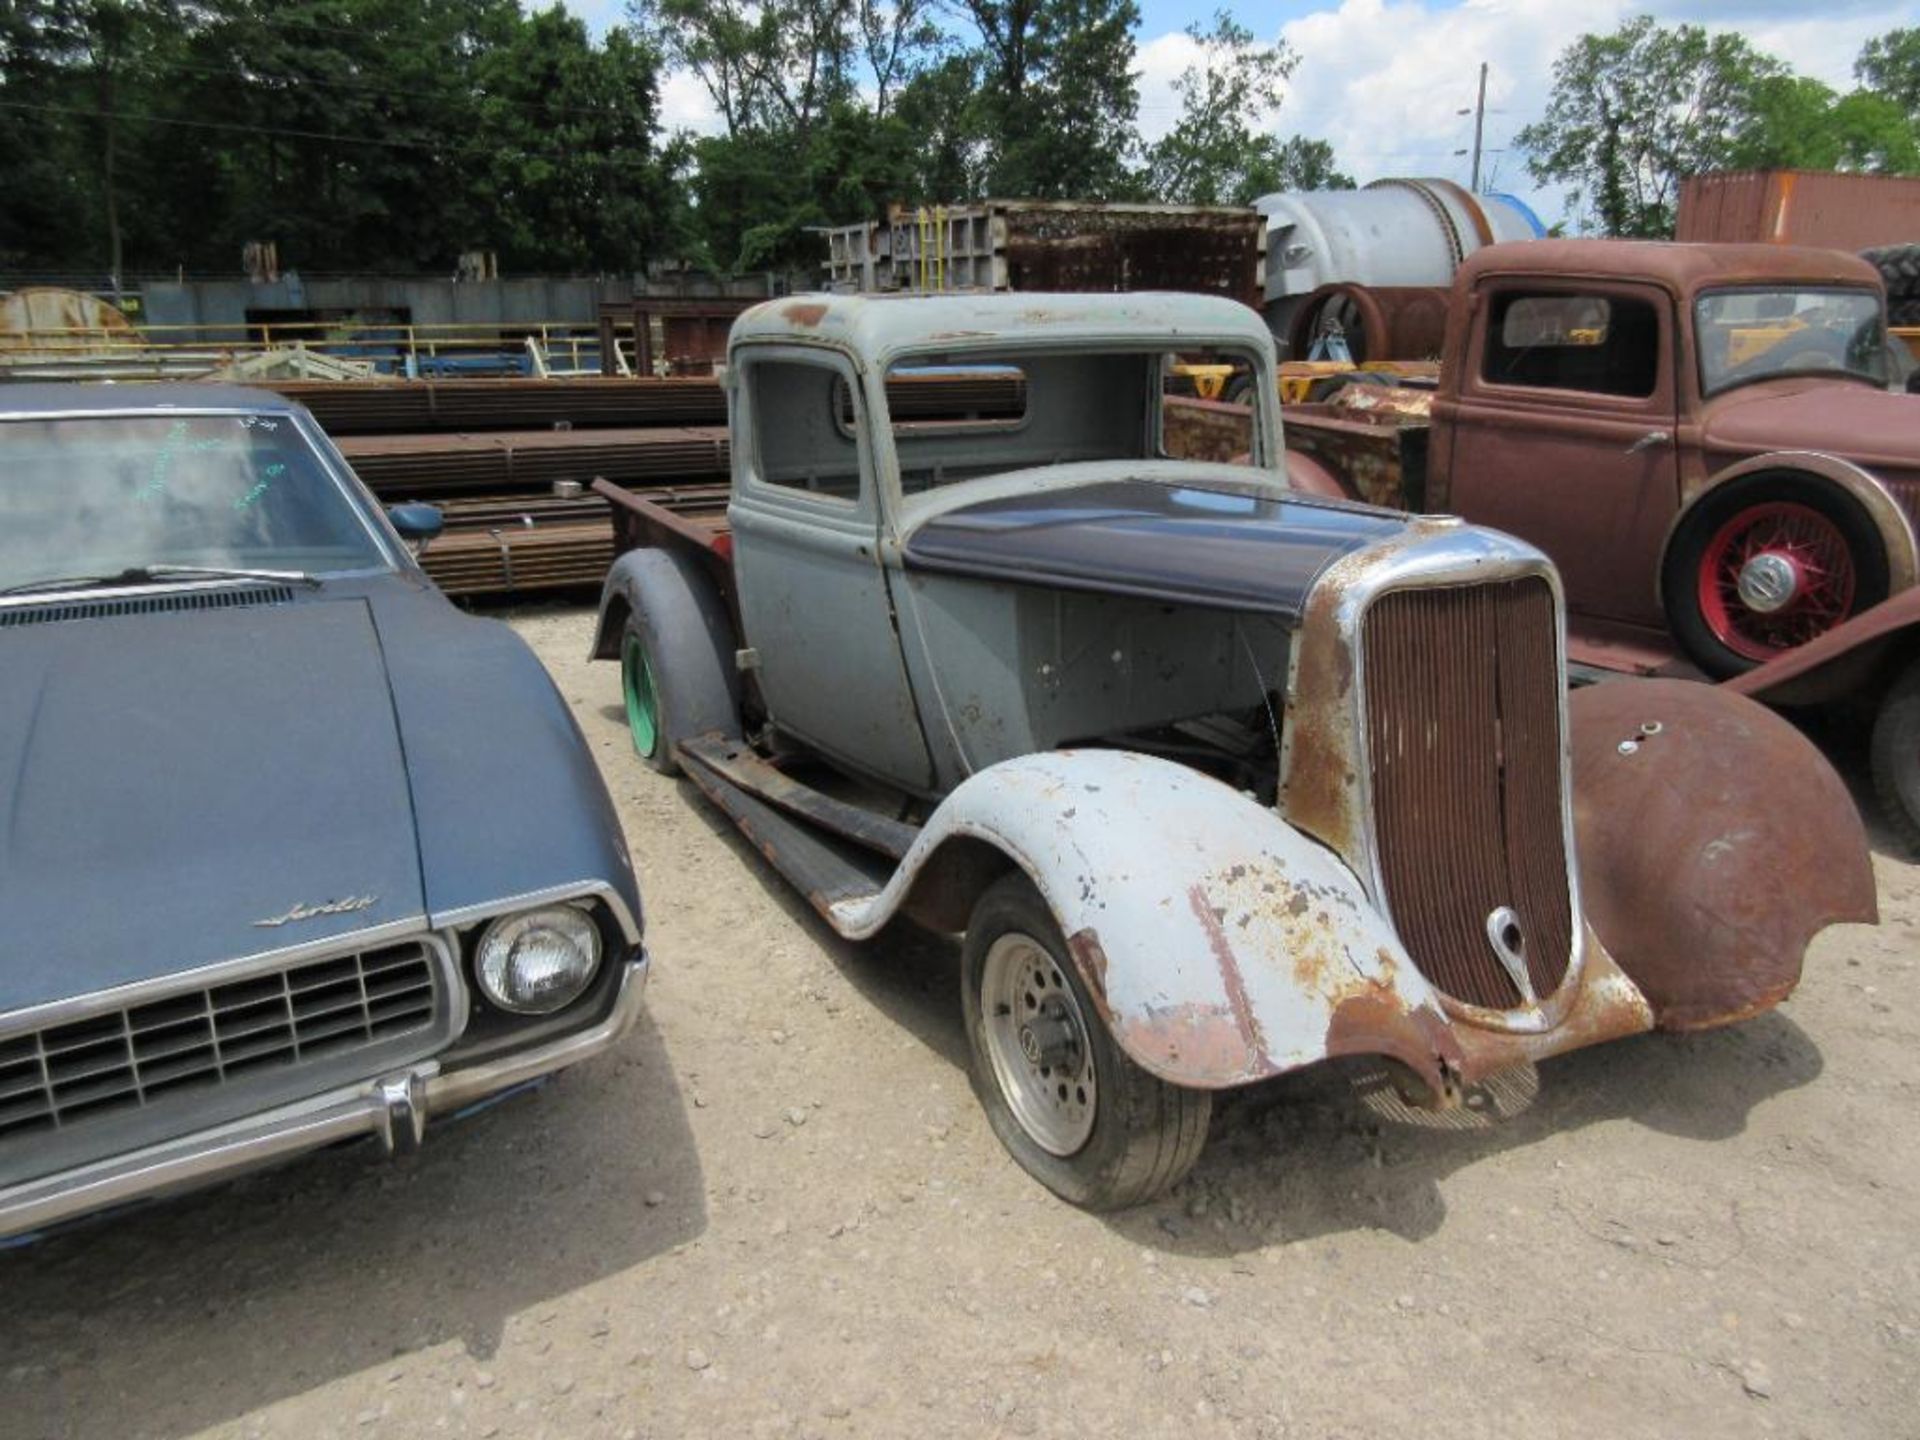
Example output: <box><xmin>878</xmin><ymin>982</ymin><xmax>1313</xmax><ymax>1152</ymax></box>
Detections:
<box><xmin>621</xmin><ymin>629</ymin><xmax>660</xmax><ymax>760</ymax></box>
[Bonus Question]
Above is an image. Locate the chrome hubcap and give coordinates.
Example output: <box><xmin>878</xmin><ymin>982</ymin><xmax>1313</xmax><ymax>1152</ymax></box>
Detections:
<box><xmin>1736</xmin><ymin>551</ymin><xmax>1802</xmax><ymax>614</ymax></box>
<box><xmin>980</xmin><ymin>934</ymin><xmax>1096</xmax><ymax>1156</ymax></box>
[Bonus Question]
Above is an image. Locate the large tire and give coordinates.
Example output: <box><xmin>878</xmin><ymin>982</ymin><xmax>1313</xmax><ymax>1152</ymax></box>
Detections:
<box><xmin>1864</xmin><ymin>243</ymin><xmax>1920</xmax><ymax>302</ymax></box>
<box><xmin>961</xmin><ymin>873</ymin><xmax>1210</xmax><ymax>1210</ymax></box>
<box><xmin>1871</xmin><ymin>656</ymin><xmax>1920</xmax><ymax>855</ymax></box>
<box><xmin>1662</xmin><ymin>472</ymin><xmax>1890</xmax><ymax>679</ymax></box>
<box><xmin>612</xmin><ymin>549</ymin><xmax>740</xmax><ymax>776</ymax></box>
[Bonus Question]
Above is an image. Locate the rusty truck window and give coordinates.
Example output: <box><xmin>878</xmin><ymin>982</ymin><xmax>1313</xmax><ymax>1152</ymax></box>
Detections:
<box><xmin>745</xmin><ymin>358</ymin><xmax>862</xmax><ymax>504</ymax></box>
<box><xmin>1482</xmin><ymin>293</ymin><xmax>1658</xmax><ymax>398</ymax></box>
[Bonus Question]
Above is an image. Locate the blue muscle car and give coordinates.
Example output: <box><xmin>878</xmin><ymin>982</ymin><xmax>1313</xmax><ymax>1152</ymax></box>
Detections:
<box><xmin>0</xmin><ymin>384</ymin><xmax>647</xmax><ymax>1241</ymax></box>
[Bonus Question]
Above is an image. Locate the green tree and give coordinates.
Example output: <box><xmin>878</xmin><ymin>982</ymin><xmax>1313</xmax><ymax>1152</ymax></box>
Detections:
<box><xmin>1140</xmin><ymin>12</ymin><xmax>1348</xmax><ymax>205</ymax></box>
<box><xmin>1730</xmin><ymin>74</ymin><xmax>1920</xmax><ymax>174</ymax></box>
<box><xmin>1240</xmin><ymin>135</ymin><xmax>1353</xmax><ymax>197</ymax></box>
<box><xmin>955</xmin><ymin>0</ymin><xmax>1140</xmax><ymax>197</ymax></box>
<box><xmin>1858</xmin><ymin>28</ymin><xmax>1920</xmax><ymax>119</ymax></box>
<box><xmin>1517</xmin><ymin>16</ymin><xmax>1785</xmax><ymax>237</ymax></box>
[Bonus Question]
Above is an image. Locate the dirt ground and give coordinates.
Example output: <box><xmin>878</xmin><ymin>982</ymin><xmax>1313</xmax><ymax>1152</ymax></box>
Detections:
<box><xmin>7</xmin><ymin>601</ymin><xmax>1920</xmax><ymax>1440</ymax></box>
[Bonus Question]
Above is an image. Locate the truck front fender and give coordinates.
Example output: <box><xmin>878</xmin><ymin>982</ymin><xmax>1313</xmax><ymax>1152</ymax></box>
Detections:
<box><xmin>1662</xmin><ymin>450</ymin><xmax>1920</xmax><ymax>606</ymax></box>
<box><xmin>1569</xmin><ymin>679</ymin><xmax>1876</xmax><ymax>1030</ymax></box>
<box><xmin>829</xmin><ymin>750</ymin><xmax>1464</xmax><ymax>1097</ymax></box>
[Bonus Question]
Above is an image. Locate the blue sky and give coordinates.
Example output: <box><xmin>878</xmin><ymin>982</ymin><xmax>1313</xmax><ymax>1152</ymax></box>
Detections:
<box><xmin>562</xmin><ymin>1</ymin><xmax>1920</xmax><ymax>228</ymax></box>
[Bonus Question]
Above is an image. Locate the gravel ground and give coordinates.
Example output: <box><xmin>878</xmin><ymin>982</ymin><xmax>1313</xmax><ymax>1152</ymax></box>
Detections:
<box><xmin>6</xmin><ymin>601</ymin><xmax>1919</xmax><ymax>1440</ymax></box>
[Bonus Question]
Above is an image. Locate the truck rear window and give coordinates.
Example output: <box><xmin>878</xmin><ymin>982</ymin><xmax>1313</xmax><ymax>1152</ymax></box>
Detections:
<box><xmin>1482</xmin><ymin>293</ymin><xmax>1659</xmax><ymax>398</ymax></box>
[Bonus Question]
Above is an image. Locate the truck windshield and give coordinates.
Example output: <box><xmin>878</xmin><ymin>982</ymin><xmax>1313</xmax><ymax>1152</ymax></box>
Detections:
<box><xmin>1695</xmin><ymin>288</ymin><xmax>1886</xmax><ymax>395</ymax></box>
<box><xmin>0</xmin><ymin>412</ymin><xmax>387</xmax><ymax>594</ymax></box>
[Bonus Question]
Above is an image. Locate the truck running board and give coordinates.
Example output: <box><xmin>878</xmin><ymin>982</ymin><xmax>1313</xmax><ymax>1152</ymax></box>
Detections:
<box><xmin>678</xmin><ymin>734</ymin><xmax>921</xmax><ymax>860</ymax></box>
<box><xmin>677</xmin><ymin>751</ymin><xmax>899</xmax><ymax>924</ymax></box>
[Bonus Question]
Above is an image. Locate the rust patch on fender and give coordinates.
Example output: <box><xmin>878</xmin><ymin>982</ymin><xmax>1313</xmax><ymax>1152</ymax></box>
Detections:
<box><xmin>1325</xmin><ymin>989</ymin><xmax>1461</xmax><ymax>1103</ymax></box>
<box><xmin>1185</xmin><ymin>885</ymin><xmax>1268</xmax><ymax>1060</ymax></box>
<box><xmin>1117</xmin><ymin>1000</ymin><xmax>1266</xmax><ymax>1081</ymax></box>
<box><xmin>1065</xmin><ymin>927</ymin><xmax>1111</xmax><ymax>1016</ymax></box>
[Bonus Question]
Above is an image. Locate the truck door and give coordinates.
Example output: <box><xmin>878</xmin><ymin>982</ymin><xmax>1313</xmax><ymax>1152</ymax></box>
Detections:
<box><xmin>1442</xmin><ymin>283</ymin><xmax>1680</xmax><ymax>629</ymax></box>
<box><xmin>728</xmin><ymin>347</ymin><xmax>937</xmax><ymax>792</ymax></box>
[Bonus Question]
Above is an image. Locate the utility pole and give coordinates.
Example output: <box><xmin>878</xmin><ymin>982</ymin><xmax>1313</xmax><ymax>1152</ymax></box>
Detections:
<box><xmin>1469</xmin><ymin>61</ymin><xmax>1488</xmax><ymax>193</ymax></box>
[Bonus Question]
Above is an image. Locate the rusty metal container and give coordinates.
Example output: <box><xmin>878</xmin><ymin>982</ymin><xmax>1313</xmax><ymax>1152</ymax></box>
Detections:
<box><xmin>1677</xmin><ymin>170</ymin><xmax>1920</xmax><ymax>249</ymax></box>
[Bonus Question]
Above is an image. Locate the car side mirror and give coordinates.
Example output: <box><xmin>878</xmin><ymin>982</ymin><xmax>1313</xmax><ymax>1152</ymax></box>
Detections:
<box><xmin>387</xmin><ymin>503</ymin><xmax>444</xmax><ymax>553</ymax></box>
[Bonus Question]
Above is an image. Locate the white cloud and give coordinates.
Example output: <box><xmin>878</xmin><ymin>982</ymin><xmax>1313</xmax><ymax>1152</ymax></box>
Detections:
<box><xmin>659</xmin><ymin>66</ymin><xmax>725</xmax><ymax>136</ymax></box>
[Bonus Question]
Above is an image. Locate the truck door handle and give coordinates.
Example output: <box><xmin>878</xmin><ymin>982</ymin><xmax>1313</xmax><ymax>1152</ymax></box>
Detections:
<box><xmin>1625</xmin><ymin>430</ymin><xmax>1672</xmax><ymax>455</ymax></box>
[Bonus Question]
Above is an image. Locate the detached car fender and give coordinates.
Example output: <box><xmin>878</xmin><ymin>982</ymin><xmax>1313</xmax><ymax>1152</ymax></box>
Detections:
<box><xmin>828</xmin><ymin>750</ymin><xmax>1463</xmax><ymax>1096</ymax></box>
<box><xmin>1568</xmin><ymin>679</ymin><xmax>1876</xmax><ymax>1030</ymax></box>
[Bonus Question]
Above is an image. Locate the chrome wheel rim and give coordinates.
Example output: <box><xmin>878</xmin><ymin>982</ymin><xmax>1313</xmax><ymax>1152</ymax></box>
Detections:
<box><xmin>980</xmin><ymin>933</ymin><xmax>1096</xmax><ymax>1156</ymax></box>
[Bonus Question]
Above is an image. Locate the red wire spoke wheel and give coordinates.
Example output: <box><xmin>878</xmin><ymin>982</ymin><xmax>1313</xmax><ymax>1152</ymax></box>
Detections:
<box><xmin>1695</xmin><ymin>500</ymin><xmax>1858</xmax><ymax>662</ymax></box>
<box><xmin>1663</xmin><ymin>473</ymin><xmax>1890</xmax><ymax>679</ymax></box>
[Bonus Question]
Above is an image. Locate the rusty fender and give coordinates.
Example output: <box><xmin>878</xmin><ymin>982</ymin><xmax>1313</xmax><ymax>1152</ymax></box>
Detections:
<box><xmin>1569</xmin><ymin>679</ymin><xmax>1877</xmax><ymax>1031</ymax></box>
<box><xmin>822</xmin><ymin>749</ymin><xmax>1463</xmax><ymax>1098</ymax></box>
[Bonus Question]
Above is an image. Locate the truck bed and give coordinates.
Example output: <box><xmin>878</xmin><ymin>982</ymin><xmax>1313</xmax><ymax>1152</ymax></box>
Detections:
<box><xmin>1282</xmin><ymin>392</ymin><xmax>1431</xmax><ymax>512</ymax></box>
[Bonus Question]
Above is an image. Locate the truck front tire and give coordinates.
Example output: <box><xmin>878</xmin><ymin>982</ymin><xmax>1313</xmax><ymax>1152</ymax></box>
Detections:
<box><xmin>961</xmin><ymin>873</ymin><xmax>1211</xmax><ymax>1210</ymax></box>
<box><xmin>1662</xmin><ymin>472</ymin><xmax>1889</xmax><ymax>679</ymax></box>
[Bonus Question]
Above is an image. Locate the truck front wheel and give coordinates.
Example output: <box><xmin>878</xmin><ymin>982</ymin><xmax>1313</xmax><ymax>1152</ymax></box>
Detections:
<box><xmin>961</xmin><ymin>873</ymin><xmax>1211</xmax><ymax>1210</ymax></box>
<box><xmin>1662</xmin><ymin>473</ymin><xmax>1888</xmax><ymax>678</ymax></box>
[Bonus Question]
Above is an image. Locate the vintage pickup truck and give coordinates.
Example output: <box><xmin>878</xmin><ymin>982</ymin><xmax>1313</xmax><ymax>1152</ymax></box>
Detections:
<box><xmin>591</xmin><ymin>292</ymin><xmax>1873</xmax><ymax>1209</ymax></box>
<box><xmin>1281</xmin><ymin>240</ymin><xmax>1917</xmax><ymax>680</ymax></box>
<box><xmin>1275</xmin><ymin>239</ymin><xmax>1920</xmax><ymax>846</ymax></box>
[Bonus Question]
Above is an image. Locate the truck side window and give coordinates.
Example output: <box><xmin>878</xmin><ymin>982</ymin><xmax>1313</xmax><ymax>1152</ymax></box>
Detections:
<box><xmin>746</xmin><ymin>358</ymin><xmax>863</xmax><ymax>504</ymax></box>
<box><xmin>1482</xmin><ymin>293</ymin><xmax>1659</xmax><ymax>398</ymax></box>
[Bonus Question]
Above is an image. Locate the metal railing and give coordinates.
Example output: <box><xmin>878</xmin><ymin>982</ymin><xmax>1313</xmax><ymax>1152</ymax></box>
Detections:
<box><xmin>0</xmin><ymin>319</ymin><xmax>609</xmax><ymax>380</ymax></box>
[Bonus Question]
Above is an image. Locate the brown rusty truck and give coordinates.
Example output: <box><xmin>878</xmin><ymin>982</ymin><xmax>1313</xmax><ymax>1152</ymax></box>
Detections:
<box><xmin>1278</xmin><ymin>239</ymin><xmax>1920</xmax><ymax>843</ymax></box>
<box><xmin>585</xmin><ymin>291</ymin><xmax>1873</xmax><ymax>1209</ymax></box>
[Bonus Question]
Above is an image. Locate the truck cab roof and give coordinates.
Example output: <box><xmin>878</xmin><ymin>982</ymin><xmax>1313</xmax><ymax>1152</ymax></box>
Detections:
<box><xmin>730</xmin><ymin>290</ymin><xmax>1275</xmax><ymax>363</ymax></box>
<box><xmin>1457</xmin><ymin>239</ymin><xmax>1882</xmax><ymax>298</ymax></box>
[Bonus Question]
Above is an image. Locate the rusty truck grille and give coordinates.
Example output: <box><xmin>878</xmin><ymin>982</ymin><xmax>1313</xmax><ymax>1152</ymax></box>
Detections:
<box><xmin>1362</xmin><ymin>579</ymin><xmax>1574</xmax><ymax>1010</ymax></box>
<box><xmin>0</xmin><ymin>941</ymin><xmax>440</xmax><ymax>1143</ymax></box>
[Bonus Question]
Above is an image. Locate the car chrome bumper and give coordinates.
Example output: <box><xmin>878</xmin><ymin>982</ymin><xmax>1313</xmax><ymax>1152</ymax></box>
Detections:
<box><xmin>0</xmin><ymin>951</ymin><xmax>650</xmax><ymax>1244</ymax></box>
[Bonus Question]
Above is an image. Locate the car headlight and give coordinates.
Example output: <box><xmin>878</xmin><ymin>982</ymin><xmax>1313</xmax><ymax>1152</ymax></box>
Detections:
<box><xmin>474</xmin><ymin>905</ymin><xmax>603</xmax><ymax>1015</ymax></box>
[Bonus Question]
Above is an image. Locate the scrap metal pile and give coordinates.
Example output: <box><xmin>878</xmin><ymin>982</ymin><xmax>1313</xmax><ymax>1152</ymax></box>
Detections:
<box><xmin>255</xmin><ymin>371</ymin><xmax>1024</xmax><ymax>598</ymax></box>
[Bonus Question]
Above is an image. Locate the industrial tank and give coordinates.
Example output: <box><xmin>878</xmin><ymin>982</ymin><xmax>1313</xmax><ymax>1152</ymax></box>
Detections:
<box><xmin>1254</xmin><ymin>178</ymin><xmax>1545</xmax><ymax>357</ymax></box>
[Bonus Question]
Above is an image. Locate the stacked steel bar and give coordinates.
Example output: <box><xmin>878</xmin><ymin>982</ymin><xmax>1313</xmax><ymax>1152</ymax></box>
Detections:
<box><xmin>335</xmin><ymin>427</ymin><xmax>729</xmax><ymax>498</ymax></box>
<box><xmin>258</xmin><ymin>372</ymin><xmax>1022</xmax><ymax>597</ymax></box>
<box><xmin>259</xmin><ymin>376</ymin><xmax>728</xmax><ymax>432</ymax></box>
<box><xmin>421</xmin><ymin>485</ymin><xmax>728</xmax><ymax>596</ymax></box>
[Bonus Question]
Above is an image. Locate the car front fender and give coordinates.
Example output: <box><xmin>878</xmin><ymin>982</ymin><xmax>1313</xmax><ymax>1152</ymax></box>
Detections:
<box><xmin>828</xmin><ymin>750</ymin><xmax>1464</xmax><ymax>1097</ymax></box>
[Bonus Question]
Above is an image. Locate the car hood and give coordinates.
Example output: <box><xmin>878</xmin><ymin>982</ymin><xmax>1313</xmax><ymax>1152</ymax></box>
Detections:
<box><xmin>0</xmin><ymin>597</ymin><xmax>425</xmax><ymax>1017</ymax></box>
<box><xmin>1703</xmin><ymin>380</ymin><xmax>1920</xmax><ymax>476</ymax></box>
<box><xmin>899</xmin><ymin>469</ymin><xmax>1407</xmax><ymax>620</ymax></box>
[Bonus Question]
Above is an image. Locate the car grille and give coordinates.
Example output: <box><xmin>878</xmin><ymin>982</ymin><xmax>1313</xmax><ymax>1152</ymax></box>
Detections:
<box><xmin>0</xmin><ymin>941</ymin><xmax>439</xmax><ymax>1142</ymax></box>
<box><xmin>1361</xmin><ymin>578</ymin><xmax>1574</xmax><ymax>1010</ymax></box>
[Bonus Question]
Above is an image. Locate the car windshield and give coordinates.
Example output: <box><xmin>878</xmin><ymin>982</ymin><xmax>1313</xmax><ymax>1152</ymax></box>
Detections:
<box><xmin>0</xmin><ymin>411</ymin><xmax>387</xmax><ymax>592</ymax></box>
<box><xmin>1696</xmin><ymin>287</ymin><xmax>1887</xmax><ymax>394</ymax></box>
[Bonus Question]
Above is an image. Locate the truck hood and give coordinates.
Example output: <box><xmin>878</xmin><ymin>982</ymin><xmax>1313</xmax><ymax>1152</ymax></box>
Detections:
<box><xmin>0</xmin><ymin>598</ymin><xmax>425</xmax><ymax>1017</ymax></box>
<box><xmin>900</xmin><ymin>471</ymin><xmax>1407</xmax><ymax>620</ymax></box>
<box><xmin>1703</xmin><ymin>380</ymin><xmax>1920</xmax><ymax>477</ymax></box>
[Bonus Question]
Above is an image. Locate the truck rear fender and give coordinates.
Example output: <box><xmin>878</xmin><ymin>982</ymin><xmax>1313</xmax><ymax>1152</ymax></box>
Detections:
<box><xmin>587</xmin><ymin>546</ymin><xmax>741</xmax><ymax>734</ymax></box>
<box><xmin>1659</xmin><ymin>451</ymin><xmax>1920</xmax><ymax>609</ymax></box>
<box><xmin>827</xmin><ymin>749</ymin><xmax>1464</xmax><ymax>1098</ymax></box>
<box><xmin>1568</xmin><ymin>679</ymin><xmax>1876</xmax><ymax>1030</ymax></box>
